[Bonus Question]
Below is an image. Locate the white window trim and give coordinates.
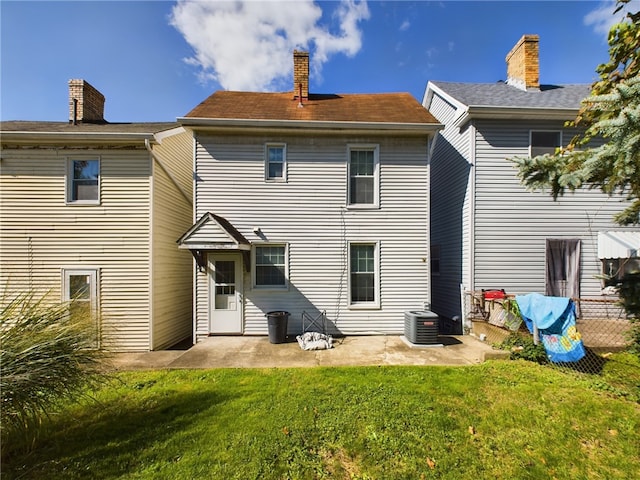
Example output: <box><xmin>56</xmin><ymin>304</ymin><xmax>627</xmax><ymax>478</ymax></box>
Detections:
<box><xmin>348</xmin><ymin>241</ymin><xmax>381</xmax><ymax>310</ymax></box>
<box><xmin>66</xmin><ymin>157</ymin><xmax>101</xmax><ymax>205</ymax></box>
<box><xmin>347</xmin><ymin>144</ymin><xmax>380</xmax><ymax>209</ymax></box>
<box><xmin>251</xmin><ymin>243</ymin><xmax>289</xmax><ymax>290</ymax></box>
<box><xmin>529</xmin><ymin>130</ymin><xmax>562</xmax><ymax>157</ymax></box>
<box><xmin>61</xmin><ymin>267</ymin><xmax>100</xmax><ymax>346</ymax></box>
<box><xmin>265</xmin><ymin>143</ymin><xmax>287</xmax><ymax>182</ymax></box>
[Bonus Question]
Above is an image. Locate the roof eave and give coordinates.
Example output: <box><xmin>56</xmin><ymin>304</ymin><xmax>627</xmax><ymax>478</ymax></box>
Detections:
<box><xmin>178</xmin><ymin>117</ymin><xmax>443</xmax><ymax>135</ymax></box>
<box><xmin>0</xmin><ymin>131</ymin><xmax>156</xmax><ymax>143</ymax></box>
<box><xmin>454</xmin><ymin>106</ymin><xmax>579</xmax><ymax>128</ymax></box>
<box><xmin>178</xmin><ymin>243</ymin><xmax>251</xmax><ymax>251</ymax></box>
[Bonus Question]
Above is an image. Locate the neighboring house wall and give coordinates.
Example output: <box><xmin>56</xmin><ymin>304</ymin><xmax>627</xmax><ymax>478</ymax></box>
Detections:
<box><xmin>193</xmin><ymin>133</ymin><xmax>430</xmax><ymax>336</ymax></box>
<box><xmin>429</xmin><ymin>97</ymin><xmax>632</xmax><ymax>321</ymax></box>
<box><xmin>472</xmin><ymin>119</ymin><xmax>620</xmax><ymax>295</ymax></box>
<box><xmin>0</xmin><ymin>147</ymin><xmax>153</xmax><ymax>351</ymax></box>
<box><xmin>150</xmin><ymin>128</ymin><xmax>194</xmax><ymax>349</ymax></box>
<box><xmin>429</xmin><ymin>92</ymin><xmax>473</xmax><ymax>319</ymax></box>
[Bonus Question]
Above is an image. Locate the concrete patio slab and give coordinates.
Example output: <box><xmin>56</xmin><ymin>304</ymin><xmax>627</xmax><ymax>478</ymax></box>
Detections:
<box><xmin>109</xmin><ymin>334</ymin><xmax>507</xmax><ymax>371</ymax></box>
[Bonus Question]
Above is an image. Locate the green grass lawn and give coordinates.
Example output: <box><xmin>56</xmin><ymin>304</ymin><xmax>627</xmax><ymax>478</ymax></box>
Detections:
<box><xmin>3</xmin><ymin>357</ymin><xmax>639</xmax><ymax>480</ymax></box>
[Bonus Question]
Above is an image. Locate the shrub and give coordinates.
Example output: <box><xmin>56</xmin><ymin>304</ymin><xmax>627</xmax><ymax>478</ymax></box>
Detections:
<box><xmin>0</xmin><ymin>291</ymin><xmax>110</xmax><ymax>457</ymax></box>
<box><xmin>495</xmin><ymin>332</ymin><xmax>549</xmax><ymax>364</ymax></box>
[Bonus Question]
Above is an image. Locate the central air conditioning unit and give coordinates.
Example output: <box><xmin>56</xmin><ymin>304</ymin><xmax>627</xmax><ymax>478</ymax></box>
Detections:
<box><xmin>404</xmin><ymin>311</ymin><xmax>439</xmax><ymax>345</ymax></box>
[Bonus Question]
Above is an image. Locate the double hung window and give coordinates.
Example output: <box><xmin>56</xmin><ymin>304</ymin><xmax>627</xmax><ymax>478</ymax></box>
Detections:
<box><xmin>265</xmin><ymin>144</ymin><xmax>286</xmax><ymax>181</ymax></box>
<box><xmin>254</xmin><ymin>244</ymin><xmax>287</xmax><ymax>288</ymax></box>
<box><xmin>348</xmin><ymin>145</ymin><xmax>379</xmax><ymax>208</ymax></box>
<box><xmin>67</xmin><ymin>158</ymin><xmax>100</xmax><ymax>204</ymax></box>
<box><xmin>349</xmin><ymin>242</ymin><xmax>379</xmax><ymax>307</ymax></box>
<box><xmin>530</xmin><ymin>131</ymin><xmax>561</xmax><ymax>157</ymax></box>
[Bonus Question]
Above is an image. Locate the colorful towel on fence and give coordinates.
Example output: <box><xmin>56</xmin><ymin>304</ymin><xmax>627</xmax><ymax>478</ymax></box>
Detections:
<box><xmin>515</xmin><ymin>293</ymin><xmax>585</xmax><ymax>363</ymax></box>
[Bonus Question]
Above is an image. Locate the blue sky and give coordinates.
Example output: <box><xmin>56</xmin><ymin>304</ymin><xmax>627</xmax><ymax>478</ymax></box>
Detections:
<box><xmin>0</xmin><ymin>1</ymin><xmax>634</xmax><ymax>122</ymax></box>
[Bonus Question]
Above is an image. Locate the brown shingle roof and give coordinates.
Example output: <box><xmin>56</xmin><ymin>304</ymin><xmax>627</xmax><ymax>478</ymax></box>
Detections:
<box><xmin>184</xmin><ymin>91</ymin><xmax>439</xmax><ymax>125</ymax></box>
<box><xmin>0</xmin><ymin>121</ymin><xmax>178</xmax><ymax>133</ymax></box>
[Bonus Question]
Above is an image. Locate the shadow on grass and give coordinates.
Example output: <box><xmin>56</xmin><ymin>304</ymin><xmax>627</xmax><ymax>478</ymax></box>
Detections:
<box><xmin>3</xmin><ymin>387</ymin><xmax>233</xmax><ymax>480</ymax></box>
<box><xmin>554</xmin><ymin>347</ymin><xmax>608</xmax><ymax>374</ymax></box>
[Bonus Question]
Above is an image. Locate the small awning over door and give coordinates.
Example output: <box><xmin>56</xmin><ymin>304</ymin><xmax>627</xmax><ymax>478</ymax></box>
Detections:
<box><xmin>597</xmin><ymin>231</ymin><xmax>640</xmax><ymax>259</ymax></box>
<box><xmin>177</xmin><ymin>212</ymin><xmax>251</xmax><ymax>271</ymax></box>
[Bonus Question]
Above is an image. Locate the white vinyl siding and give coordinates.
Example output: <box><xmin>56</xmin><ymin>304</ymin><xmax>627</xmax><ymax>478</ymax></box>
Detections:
<box><xmin>193</xmin><ymin>134</ymin><xmax>429</xmax><ymax>337</ymax></box>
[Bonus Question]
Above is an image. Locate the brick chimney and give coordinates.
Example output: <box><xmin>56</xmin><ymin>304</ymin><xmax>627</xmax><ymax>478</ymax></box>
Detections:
<box><xmin>68</xmin><ymin>79</ymin><xmax>106</xmax><ymax>124</ymax></box>
<box><xmin>505</xmin><ymin>35</ymin><xmax>540</xmax><ymax>91</ymax></box>
<box><xmin>293</xmin><ymin>50</ymin><xmax>309</xmax><ymax>100</ymax></box>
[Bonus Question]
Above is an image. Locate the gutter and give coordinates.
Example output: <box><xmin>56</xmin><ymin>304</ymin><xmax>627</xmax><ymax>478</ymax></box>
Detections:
<box><xmin>0</xmin><ymin>131</ymin><xmax>156</xmax><ymax>143</ymax></box>
<box><xmin>178</xmin><ymin>117</ymin><xmax>443</xmax><ymax>135</ymax></box>
<box><xmin>145</xmin><ymin>138</ymin><xmax>193</xmax><ymax>207</ymax></box>
<box><xmin>453</xmin><ymin>105</ymin><xmax>579</xmax><ymax>129</ymax></box>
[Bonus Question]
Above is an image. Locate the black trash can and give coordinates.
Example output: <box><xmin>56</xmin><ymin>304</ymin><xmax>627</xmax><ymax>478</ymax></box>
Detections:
<box><xmin>266</xmin><ymin>311</ymin><xmax>289</xmax><ymax>344</ymax></box>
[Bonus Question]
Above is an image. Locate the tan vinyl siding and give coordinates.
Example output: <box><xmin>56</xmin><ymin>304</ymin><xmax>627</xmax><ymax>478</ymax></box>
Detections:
<box><xmin>154</xmin><ymin>128</ymin><xmax>193</xmax><ymax>199</ymax></box>
<box><xmin>473</xmin><ymin>120</ymin><xmax>628</xmax><ymax>297</ymax></box>
<box><xmin>150</xmin><ymin>130</ymin><xmax>193</xmax><ymax>350</ymax></box>
<box><xmin>194</xmin><ymin>134</ymin><xmax>429</xmax><ymax>336</ymax></box>
<box><xmin>0</xmin><ymin>147</ymin><xmax>152</xmax><ymax>351</ymax></box>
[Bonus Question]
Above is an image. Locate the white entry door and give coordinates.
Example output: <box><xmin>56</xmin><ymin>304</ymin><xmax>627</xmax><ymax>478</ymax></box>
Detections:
<box><xmin>209</xmin><ymin>253</ymin><xmax>243</xmax><ymax>334</ymax></box>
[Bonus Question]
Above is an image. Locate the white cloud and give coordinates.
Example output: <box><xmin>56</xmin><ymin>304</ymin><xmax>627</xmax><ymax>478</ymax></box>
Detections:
<box><xmin>170</xmin><ymin>0</ymin><xmax>370</xmax><ymax>92</ymax></box>
<box><xmin>584</xmin><ymin>0</ymin><xmax>640</xmax><ymax>36</ymax></box>
<box><xmin>400</xmin><ymin>20</ymin><xmax>410</xmax><ymax>31</ymax></box>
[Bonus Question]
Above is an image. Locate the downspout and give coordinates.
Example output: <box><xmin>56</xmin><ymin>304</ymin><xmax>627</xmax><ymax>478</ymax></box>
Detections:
<box><xmin>468</xmin><ymin>122</ymin><xmax>477</xmax><ymax>295</ymax></box>
<box><xmin>145</xmin><ymin>138</ymin><xmax>193</xmax><ymax>207</ymax></box>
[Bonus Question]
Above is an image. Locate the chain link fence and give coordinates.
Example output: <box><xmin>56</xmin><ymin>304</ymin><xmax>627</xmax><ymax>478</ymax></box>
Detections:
<box><xmin>464</xmin><ymin>290</ymin><xmax>634</xmax><ymax>373</ymax></box>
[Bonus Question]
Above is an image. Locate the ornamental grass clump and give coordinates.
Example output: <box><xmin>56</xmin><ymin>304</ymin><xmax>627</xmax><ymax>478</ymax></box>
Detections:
<box><xmin>0</xmin><ymin>291</ymin><xmax>110</xmax><ymax>457</ymax></box>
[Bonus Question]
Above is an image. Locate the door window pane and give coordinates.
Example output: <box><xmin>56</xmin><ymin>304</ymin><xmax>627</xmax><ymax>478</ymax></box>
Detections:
<box><xmin>215</xmin><ymin>260</ymin><xmax>236</xmax><ymax>296</ymax></box>
<box><xmin>69</xmin><ymin>274</ymin><xmax>91</xmax><ymax>300</ymax></box>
